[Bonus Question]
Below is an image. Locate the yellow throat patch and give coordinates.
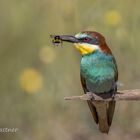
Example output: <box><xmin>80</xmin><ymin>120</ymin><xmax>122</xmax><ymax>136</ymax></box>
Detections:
<box><xmin>74</xmin><ymin>43</ymin><xmax>98</xmax><ymax>55</ymax></box>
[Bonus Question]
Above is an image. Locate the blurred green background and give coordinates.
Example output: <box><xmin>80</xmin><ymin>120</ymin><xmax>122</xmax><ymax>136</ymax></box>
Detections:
<box><xmin>0</xmin><ymin>0</ymin><xmax>140</xmax><ymax>139</ymax></box>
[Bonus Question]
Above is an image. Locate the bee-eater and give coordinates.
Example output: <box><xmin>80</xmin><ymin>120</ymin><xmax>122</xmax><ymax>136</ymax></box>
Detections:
<box><xmin>52</xmin><ymin>31</ymin><xmax>118</xmax><ymax>133</ymax></box>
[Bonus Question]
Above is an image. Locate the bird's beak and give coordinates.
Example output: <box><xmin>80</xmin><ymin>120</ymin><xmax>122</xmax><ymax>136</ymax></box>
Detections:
<box><xmin>50</xmin><ymin>35</ymin><xmax>95</xmax><ymax>55</ymax></box>
<box><xmin>50</xmin><ymin>35</ymin><xmax>79</xmax><ymax>43</ymax></box>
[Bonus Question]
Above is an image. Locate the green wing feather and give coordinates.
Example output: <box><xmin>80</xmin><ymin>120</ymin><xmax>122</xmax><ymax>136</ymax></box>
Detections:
<box><xmin>107</xmin><ymin>56</ymin><xmax>118</xmax><ymax>126</ymax></box>
<box><xmin>80</xmin><ymin>75</ymin><xmax>98</xmax><ymax>124</ymax></box>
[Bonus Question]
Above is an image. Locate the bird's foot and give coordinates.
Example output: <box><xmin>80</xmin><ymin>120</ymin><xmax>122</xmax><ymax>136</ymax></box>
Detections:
<box><xmin>111</xmin><ymin>93</ymin><xmax>116</xmax><ymax>100</ymax></box>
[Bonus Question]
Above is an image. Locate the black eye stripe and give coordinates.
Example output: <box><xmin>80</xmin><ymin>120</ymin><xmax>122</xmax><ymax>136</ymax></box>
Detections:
<box><xmin>78</xmin><ymin>37</ymin><xmax>99</xmax><ymax>45</ymax></box>
<box><xmin>78</xmin><ymin>37</ymin><xmax>91</xmax><ymax>41</ymax></box>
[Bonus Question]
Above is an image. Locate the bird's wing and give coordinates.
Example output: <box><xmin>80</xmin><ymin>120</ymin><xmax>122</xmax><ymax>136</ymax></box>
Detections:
<box><xmin>112</xmin><ymin>56</ymin><xmax>118</xmax><ymax>82</ymax></box>
<box><xmin>108</xmin><ymin>100</ymin><xmax>116</xmax><ymax>126</ymax></box>
<box><xmin>107</xmin><ymin>56</ymin><xmax>118</xmax><ymax>126</ymax></box>
<box><xmin>80</xmin><ymin>74</ymin><xmax>98</xmax><ymax>124</ymax></box>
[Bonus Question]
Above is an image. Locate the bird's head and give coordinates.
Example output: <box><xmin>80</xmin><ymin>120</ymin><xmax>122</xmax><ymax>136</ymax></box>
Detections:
<box><xmin>54</xmin><ymin>31</ymin><xmax>112</xmax><ymax>55</ymax></box>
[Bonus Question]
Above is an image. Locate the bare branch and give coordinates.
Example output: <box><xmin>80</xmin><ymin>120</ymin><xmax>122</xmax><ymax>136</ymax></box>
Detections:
<box><xmin>64</xmin><ymin>89</ymin><xmax>140</xmax><ymax>101</ymax></box>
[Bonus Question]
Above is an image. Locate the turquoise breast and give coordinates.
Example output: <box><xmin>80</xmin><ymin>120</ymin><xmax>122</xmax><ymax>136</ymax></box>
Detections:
<box><xmin>80</xmin><ymin>51</ymin><xmax>117</xmax><ymax>93</ymax></box>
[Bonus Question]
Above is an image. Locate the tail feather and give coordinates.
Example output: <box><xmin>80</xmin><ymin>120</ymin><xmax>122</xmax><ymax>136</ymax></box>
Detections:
<box><xmin>93</xmin><ymin>101</ymin><xmax>109</xmax><ymax>133</ymax></box>
<box><xmin>108</xmin><ymin>100</ymin><xmax>116</xmax><ymax>126</ymax></box>
<box><xmin>89</xmin><ymin>100</ymin><xmax>116</xmax><ymax>134</ymax></box>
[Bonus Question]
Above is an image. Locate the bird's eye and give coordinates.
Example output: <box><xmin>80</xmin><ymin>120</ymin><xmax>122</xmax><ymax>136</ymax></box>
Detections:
<box><xmin>83</xmin><ymin>37</ymin><xmax>90</xmax><ymax>42</ymax></box>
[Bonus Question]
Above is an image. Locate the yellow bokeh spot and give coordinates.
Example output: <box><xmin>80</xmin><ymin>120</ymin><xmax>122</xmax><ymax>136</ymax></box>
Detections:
<box><xmin>20</xmin><ymin>68</ymin><xmax>43</xmax><ymax>94</ymax></box>
<box><xmin>39</xmin><ymin>46</ymin><xmax>56</xmax><ymax>64</ymax></box>
<box><xmin>104</xmin><ymin>10</ymin><xmax>122</xmax><ymax>26</ymax></box>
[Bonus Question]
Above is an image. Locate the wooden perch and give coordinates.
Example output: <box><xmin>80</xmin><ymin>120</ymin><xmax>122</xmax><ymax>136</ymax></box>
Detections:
<box><xmin>64</xmin><ymin>89</ymin><xmax>140</xmax><ymax>101</ymax></box>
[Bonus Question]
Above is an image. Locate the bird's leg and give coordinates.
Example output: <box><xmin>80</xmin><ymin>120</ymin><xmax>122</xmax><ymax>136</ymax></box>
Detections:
<box><xmin>112</xmin><ymin>92</ymin><xmax>115</xmax><ymax>99</ymax></box>
<box><xmin>111</xmin><ymin>85</ymin><xmax>117</xmax><ymax>100</ymax></box>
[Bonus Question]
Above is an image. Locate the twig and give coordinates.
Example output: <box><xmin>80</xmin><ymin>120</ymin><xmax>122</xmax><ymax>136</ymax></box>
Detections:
<box><xmin>64</xmin><ymin>89</ymin><xmax>140</xmax><ymax>101</ymax></box>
